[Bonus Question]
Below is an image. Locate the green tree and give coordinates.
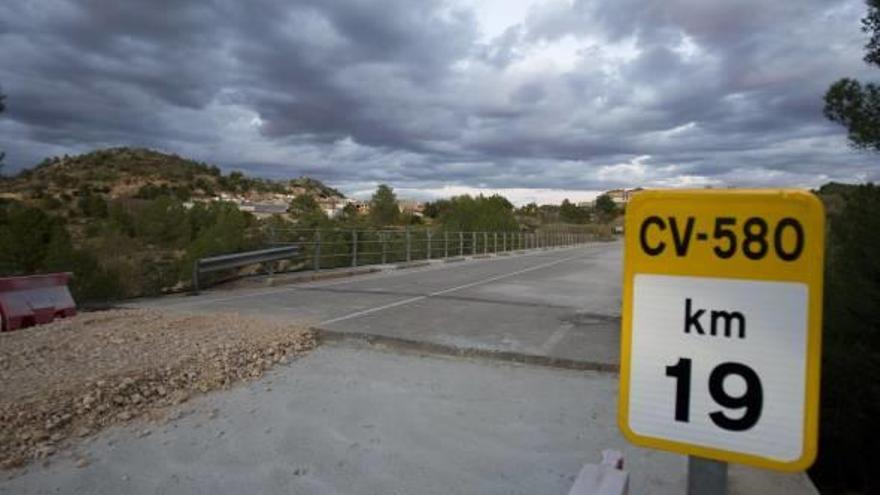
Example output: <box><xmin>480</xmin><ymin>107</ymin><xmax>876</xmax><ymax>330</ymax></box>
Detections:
<box><xmin>435</xmin><ymin>194</ymin><xmax>518</xmax><ymax>232</ymax></box>
<box><xmin>370</xmin><ymin>184</ymin><xmax>399</xmax><ymax>226</ymax></box>
<box><xmin>0</xmin><ymin>204</ymin><xmax>60</xmax><ymax>273</ymax></box>
<box><xmin>44</xmin><ymin>227</ymin><xmax>123</xmax><ymax>302</ymax></box>
<box><xmin>423</xmin><ymin>199</ymin><xmax>449</xmax><ymax>219</ymax></box>
<box><xmin>181</xmin><ymin>201</ymin><xmax>257</xmax><ymax>282</ymax></box>
<box><xmin>559</xmin><ymin>199</ymin><xmax>590</xmax><ymax>224</ymax></box>
<box><xmin>517</xmin><ymin>202</ymin><xmax>539</xmax><ymax>216</ymax></box>
<box><xmin>133</xmin><ymin>196</ymin><xmax>190</xmax><ymax>247</ymax></box>
<box><xmin>288</xmin><ymin>194</ymin><xmax>321</xmax><ymax>217</ymax></box>
<box><xmin>813</xmin><ymin>184</ymin><xmax>880</xmax><ymax>494</ymax></box>
<box><xmin>594</xmin><ymin>194</ymin><xmax>617</xmax><ymax>223</ymax></box>
<box><xmin>823</xmin><ymin>0</ymin><xmax>880</xmax><ymax>150</ymax></box>
<box><xmin>288</xmin><ymin>194</ymin><xmax>327</xmax><ymax>227</ymax></box>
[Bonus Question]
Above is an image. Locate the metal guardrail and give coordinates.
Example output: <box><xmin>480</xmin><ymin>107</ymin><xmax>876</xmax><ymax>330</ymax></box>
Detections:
<box><xmin>192</xmin><ymin>245</ymin><xmax>300</xmax><ymax>293</ymax></box>
<box><xmin>191</xmin><ymin>227</ymin><xmax>607</xmax><ymax>293</ymax></box>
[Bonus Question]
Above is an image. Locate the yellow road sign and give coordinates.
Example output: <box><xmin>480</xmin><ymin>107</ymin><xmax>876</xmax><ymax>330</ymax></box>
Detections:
<box><xmin>618</xmin><ymin>189</ymin><xmax>824</xmax><ymax>471</ymax></box>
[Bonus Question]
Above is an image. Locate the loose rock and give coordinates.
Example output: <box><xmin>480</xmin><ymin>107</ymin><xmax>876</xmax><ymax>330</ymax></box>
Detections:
<box><xmin>0</xmin><ymin>309</ymin><xmax>315</xmax><ymax>470</ymax></box>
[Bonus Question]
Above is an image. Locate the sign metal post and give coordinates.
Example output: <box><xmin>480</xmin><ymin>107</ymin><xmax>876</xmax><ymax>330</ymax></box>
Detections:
<box><xmin>688</xmin><ymin>456</ymin><xmax>727</xmax><ymax>495</ymax></box>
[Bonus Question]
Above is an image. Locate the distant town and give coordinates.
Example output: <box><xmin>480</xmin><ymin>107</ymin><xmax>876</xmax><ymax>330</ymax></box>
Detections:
<box><xmin>211</xmin><ymin>187</ymin><xmax>646</xmax><ymax>220</ymax></box>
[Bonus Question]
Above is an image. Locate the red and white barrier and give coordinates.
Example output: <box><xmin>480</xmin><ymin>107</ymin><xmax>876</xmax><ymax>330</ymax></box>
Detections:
<box><xmin>0</xmin><ymin>273</ymin><xmax>77</xmax><ymax>332</ymax></box>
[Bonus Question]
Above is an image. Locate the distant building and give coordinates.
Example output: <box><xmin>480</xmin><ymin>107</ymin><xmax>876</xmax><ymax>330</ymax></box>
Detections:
<box><xmin>317</xmin><ymin>197</ymin><xmax>346</xmax><ymax>218</ymax></box>
<box><xmin>598</xmin><ymin>188</ymin><xmax>643</xmax><ymax>205</ymax></box>
<box><xmin>397</xmin><ymin>199</ymin><xmax>425</xmax><ymax>217</ymax></box>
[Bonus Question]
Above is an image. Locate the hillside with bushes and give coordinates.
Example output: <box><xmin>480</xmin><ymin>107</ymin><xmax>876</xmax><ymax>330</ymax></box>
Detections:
<box><xmin>0</xmin><ymin>148</ymin><xmax>344</xmax><ymax>301</ymax></box>
<box><xmin>0</xmin><ymin>147</ymin><xmax>616</xmax><ymax>304</ymax></box>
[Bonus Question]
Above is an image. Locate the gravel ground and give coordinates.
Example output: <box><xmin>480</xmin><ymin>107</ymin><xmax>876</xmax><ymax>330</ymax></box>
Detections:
<box><xmin>0</xmin><ymin>309</ymin><xmax>315</xmax><ymax>470</ymax></box>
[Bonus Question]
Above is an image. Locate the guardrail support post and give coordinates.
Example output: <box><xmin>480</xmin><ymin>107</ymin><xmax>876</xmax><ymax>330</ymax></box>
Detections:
<box><xmin>405</xmin><ymin>227</ymin><xmax>412</xmax><ymax>262</ymax></box>
<box><xmin>352</xmin><ymin>230</ymin><xmax>358</xmax><ymax>267</ymax></box>
<box><xmin>427</xmin><ymin>231</ymin><xmax>432</xmax><ymax>260</ymax></box>
<box><xmin>314</xmin><ymin>230</ymin><xmax>322</xmax><ymax>271</ymax></box>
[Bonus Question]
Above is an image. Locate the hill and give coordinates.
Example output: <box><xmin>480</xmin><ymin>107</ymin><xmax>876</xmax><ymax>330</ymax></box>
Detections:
<box><xmin>0</xmin><ymin>147</ymin><xmax>346</xmax><ymax>302</ymax></box>
<box><xmin>0</xmin><ymin>147</ymin><xmax>344</xmax><ymax>208</ymax></box>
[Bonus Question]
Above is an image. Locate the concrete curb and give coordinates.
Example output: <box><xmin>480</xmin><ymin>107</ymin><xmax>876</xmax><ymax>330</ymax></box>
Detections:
<box><xmin>443</xmin><ymin>257</ymin><xmax>467</xmax><ymax>263</ymax></box>
<box><xmin>312</xmin><ymin>328</ymin><xmax>620</xmax><ymax>374</ymax></box>
<box><xmin>394</xmin><ymin>261</ymin><xmax>432</xmax><ymax>270</ymax></box>
<box><xmin>264</xmin><ymin>267</ymin><xmax>381</xmax><ymax>287</ymax></box>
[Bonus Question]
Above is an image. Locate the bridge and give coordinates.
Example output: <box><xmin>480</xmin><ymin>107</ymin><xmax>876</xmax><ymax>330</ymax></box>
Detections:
<box><xmin>4</xmin><ymin>242</ymin><xmax>817</xmax><ymax>494</ymax></box>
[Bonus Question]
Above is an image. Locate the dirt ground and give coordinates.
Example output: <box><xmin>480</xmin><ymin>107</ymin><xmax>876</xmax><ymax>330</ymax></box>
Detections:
<box><xmin>0</xmin><ymin>309</ymin><xmax>315</xmax><ymax>469</ymax></box>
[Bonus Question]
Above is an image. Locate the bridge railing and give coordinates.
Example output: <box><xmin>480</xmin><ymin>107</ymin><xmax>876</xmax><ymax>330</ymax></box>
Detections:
<box><xmin>192</xmin><ymin>227</ymin><xmax>602</xmax><ymax>291</ymax></box>
<box><xmin>265</xmin><ymin>227</ymin><xmax>598</xmax><ymax>270</ymax></box>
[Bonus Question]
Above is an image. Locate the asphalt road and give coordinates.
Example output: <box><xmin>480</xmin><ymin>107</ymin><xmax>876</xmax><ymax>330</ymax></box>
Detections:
<box><xmin>136</xmin><ymin>242</ymin><xmax>623</xmax><ymax>366</ymax></box>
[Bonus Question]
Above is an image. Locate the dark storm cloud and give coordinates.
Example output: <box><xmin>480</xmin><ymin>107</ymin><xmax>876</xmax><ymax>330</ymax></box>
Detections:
<box><xmin>0</xmin><ymin>0</ymin><xmax>877</xmax><ymax>195</ymax></box>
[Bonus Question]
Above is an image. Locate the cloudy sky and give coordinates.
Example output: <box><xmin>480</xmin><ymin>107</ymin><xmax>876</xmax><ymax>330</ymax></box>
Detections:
<box><xmin>0</xmin><ymin>0</ymin><xmax>878</xmax><ymax>204</ymax></box>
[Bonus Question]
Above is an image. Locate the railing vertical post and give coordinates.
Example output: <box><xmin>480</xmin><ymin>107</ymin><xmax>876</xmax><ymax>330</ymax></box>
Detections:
<box><xmin>503</xmin><ymin>232</ymin><xmax>507</xmax><ymax>251</ymax></box>
<box><xmin>314</xmin><ymin>230</ymin><xmax>322</xmax><ymax>271</ymax></box>
<box><xmin>444</xmin><ymin>231</ymin><xmax>449</xmax><ymax>258</ymax></box>
<box><xmin>483</xmin><ymin>232</ymin><xmax>488</xmax><ymax>254</ymax></box>
<box><xmin>494</xmin><ymin>232</ymin><xmax>498</xmax><ymax>253</ymax></box>
<box><xmin>459</xmin><ymin>231</ymin><xmax>464</xmax><ymax>256</ymax></box>
<box><xmin>519</xmin><ymin>232</ymin><xmax>523</xmax><ymax>250</ymax></box>
<box><xmin>381</xmin><ymin>232</ymin><xmax>387</xmax><ymax>264</ymax></box>
<box><xmin>405</xmin><ymin>227</ymin><xmax>412</xmax><ymax>262</ymax></box>
<box><xmin>351</xmin><ymin>230</ymin><xmax>358</xmax><ymax>267</ymax></box>
<box><xmin>427</xmin><ymin>231</ymin><xmax>432</xmax><ymax>260</ymax></box>
<box><xmin>472</xmin><ymin>232</ymin><xmax>477</xmax><ymax>255</ymax></box>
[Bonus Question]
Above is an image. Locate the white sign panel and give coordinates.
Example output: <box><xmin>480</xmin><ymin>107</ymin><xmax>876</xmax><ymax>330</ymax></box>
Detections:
<box><xmin>628</xmin><ymin>274</ymin><xmax>808</xmax><ymax>462</ymax></box>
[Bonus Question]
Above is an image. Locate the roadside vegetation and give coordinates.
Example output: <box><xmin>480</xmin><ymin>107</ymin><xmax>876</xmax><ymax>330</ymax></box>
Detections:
<box><xmin>812</xmin><ymin>2</ymin><xmax>880</xmax><ymax>493</ymax></box>
<box><xmin>811</xmin><ymin>184</ymin><xmax>880</xmax><ymax>494</ymax></box>
<box><xmin>0</xmin><ymin>148</ymin><xmax>618</xmax><ymax>304</ymax></box>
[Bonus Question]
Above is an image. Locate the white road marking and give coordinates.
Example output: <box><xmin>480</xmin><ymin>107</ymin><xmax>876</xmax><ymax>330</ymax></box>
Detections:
<box><xmin>539</xmin><ymin>323</ymin><xmax>574</xmax><ymax>354</ymax></box>
<box><xmin>319</xmin><ymin>296</ymin><xmax>428</xmax><ymax>325</ymax></box>
<box><xmin>319</xmin><ymin>252</ymin><xmax>585</xmax><ymax>325</ymax></box>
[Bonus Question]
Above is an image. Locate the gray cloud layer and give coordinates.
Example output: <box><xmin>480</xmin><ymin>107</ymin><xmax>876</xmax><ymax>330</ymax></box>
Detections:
<box><xmin>0</xmin><ymin>0</ymin><xmax>878</xmax><ymax>197</ymax></box>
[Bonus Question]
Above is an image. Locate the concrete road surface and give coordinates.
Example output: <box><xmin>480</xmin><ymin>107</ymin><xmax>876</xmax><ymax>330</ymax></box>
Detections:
<box><xmin>4</xmin><ymin>242</ymin><xmax>814</xmax><ymax>494</ymax></box>
<box><xmin>135</xmin><ymin>243</ymin><xmax>624</xmax><ymax>367</ymax></box>
<box><xmin>0</xmin><ymin>344</ymin><xmax>816</xmax><ymax>495</ymax></box>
